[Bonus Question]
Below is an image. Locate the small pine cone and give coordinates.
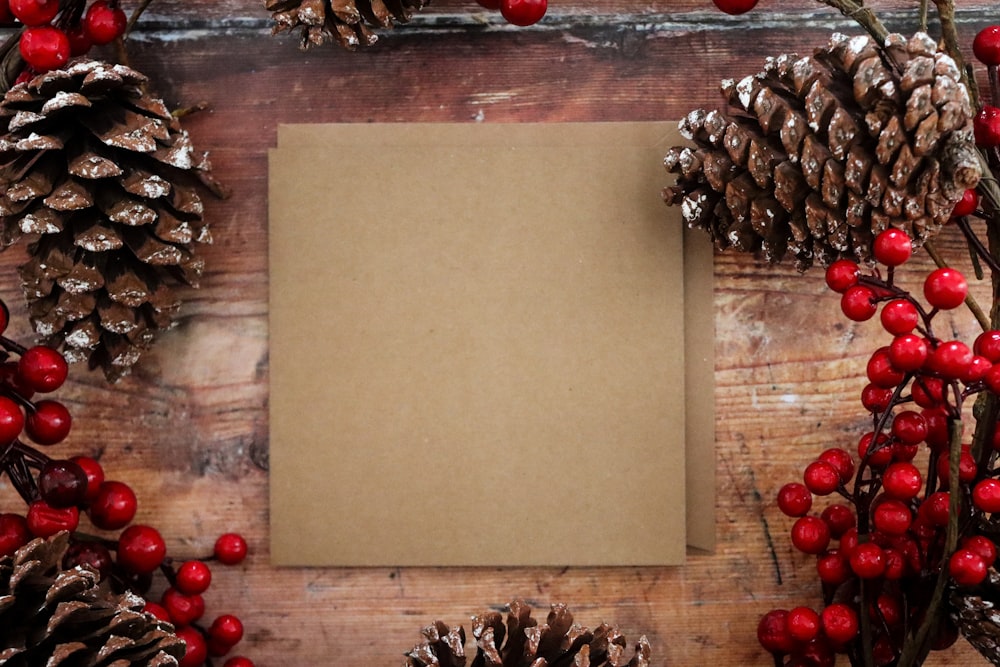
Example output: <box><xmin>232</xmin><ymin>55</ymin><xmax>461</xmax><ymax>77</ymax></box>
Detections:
<box><xmin>0</xmin><ymin>532</ymin><xmax>185</xmax><ymax>666</ymax></box>
<box><xmin>403</xmin><ymin>599</ymin><xmax>652</xmax><ymax>667</ymax></box>
<box><xmin>663</xmin><ymin>31</ymin><xmax>981</xmax><ymax>270</ymax></box>
<box><xmin>952</xmin><ymin>570</ymin><xmax>1000</xmax><ymax>665</ymax></box>
<box><xmin>0</xmin><ymin>59</ymin><xmax>216</xmax><ymax>381</ymax></box>
<box><xmin>265</xmin><ymin>0</ymin><xmax>431</xmax><ymax>50</ymax></box>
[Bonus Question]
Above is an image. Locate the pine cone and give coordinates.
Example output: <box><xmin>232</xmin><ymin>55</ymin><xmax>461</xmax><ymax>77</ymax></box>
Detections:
<box><xmin>663</xmin><ymin>31</ymin><xmax>981</xmax><ymax>270</ymax></box>
<box><xmin>403</xmin><ymin>600</ymin><xmax>652</xmax><ymax>667</ymax></box>
<box><xmin>0</xmin><ymin>532</ymin><xmax>185</xmax><ymax>666</ymax></box>
<box><xmin>952</xmin><ymin>570</ymin><xmax>1000</xmax><ymax>665</ymax></box>
<box><xmin>265</xmin><ymin>0</ymin><xmax>431</xmax><ymax>50</ymax></box>
<box><xmin>0</xmin><ymin>59</ymin><xmax>217</xmax><ymax>381</ymax></box>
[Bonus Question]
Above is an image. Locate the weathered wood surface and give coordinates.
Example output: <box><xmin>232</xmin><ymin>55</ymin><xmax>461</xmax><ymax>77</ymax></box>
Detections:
<box><xmin>1</xmin><ymin>2</ymin><xmax>999</xmax><ymax>665</ymax></box>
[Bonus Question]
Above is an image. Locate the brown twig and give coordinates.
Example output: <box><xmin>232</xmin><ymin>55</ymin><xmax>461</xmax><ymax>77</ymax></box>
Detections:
<box><xmin>124</xmin><ymin>0</ymin><xmax>155</xmax><ymax>40</ymax></box>
<box><xmin>815</xmin><ymin>0</ymin><xmax>889</xmax><ymax>43</ymax></box>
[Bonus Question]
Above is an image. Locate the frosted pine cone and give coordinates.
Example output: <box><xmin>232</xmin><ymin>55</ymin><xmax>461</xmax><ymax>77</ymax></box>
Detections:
<box><xmin>664</xmin><ymin>32</ymin><xmax>981</xmax><ymax>270</ymax></box>
<box><xmin>0</xmin><ymin>59</ymin><xmax>217</xmax><ymax>381</ymax></box>
<box><xmin>266</xmin><ymin>0</ymin><xmax>432</xmax><ymax>50</ymax></box>
<box><xmin>404</xmin><ymin>600</ymin><xmax>652</xmax><ymax>667</ymax></box>
<box><xmin>0</xmin><ymin>532</ymin><xmax>185</xmax><ymax>666</ymax></box>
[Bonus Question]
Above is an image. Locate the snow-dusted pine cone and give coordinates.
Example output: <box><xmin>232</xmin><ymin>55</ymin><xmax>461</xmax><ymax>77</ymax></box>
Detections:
<box><xmin>664</xmin><ymin>31</ymin><xmax>981</xmax><ymax>270</ymax></box>
<box><xmin>0</xmin><ymin>59</ymin><xmax>217</xmax><ymax>381</ymax></box>
<box><xmin>404</xmin><ymin>600</ymin><xmax>651</xmax><ymax>667</ymax></box>
<box><xmin>266</xmin><ymin>0</ymin><xmax>432</xmax><ymax>50</ymax></box>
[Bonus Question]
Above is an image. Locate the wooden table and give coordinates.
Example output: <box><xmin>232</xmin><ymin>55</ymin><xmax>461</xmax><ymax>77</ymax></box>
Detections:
<box><xmin>3</xmin><ymin>1</ymin><xmax>998</xmax><ymax>664</ymax></box>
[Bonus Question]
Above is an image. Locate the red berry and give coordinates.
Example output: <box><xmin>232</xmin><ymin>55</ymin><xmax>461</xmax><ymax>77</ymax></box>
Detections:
<box><xmin>925</xmin><ymin>491</ymin><xmax>952</xmax><ymax>525</ymax></box>
<box><xmin>224</xmin><ymin>659</ymin><xmax>255</xmax><ymax>667</ymax></box>
<box><xmin>26</xmin><ymin>499</ymin><xmax>78</xmax><ymax>537</ymax></box>
<box><xmin>82</xmin><ymin>0</ymin><xmax>127</xmax><ymax>45</ymax></box>
<box><xmin>63</xmin><ymin>540</ymin><xmax>113</xmax><ymax>579</ymax></box>
<box><xmin>880</xmin><ymin>299</ymin><xmax>919</xmax><ymax>336</ymax></box>
<box><xmin>176</xmin><ymin>560</ymin><xmax>213</xmax><ymax>595</ymax></box>
<box><xmin>987</xmin><ymin>365</ymin><xmax>1000</xmax><ymax>395</ymax></box>
<box><xmin>974</xmin><ymin>478</ymin><xmax>1000</xmax><ymax>513</ymax></box>
<box><xmin>977</xmin><ymin>106</ymin><xmax>1000</xmax><ymax>147</ymax></box>
<box><xmin>0</xmin><ymin>395</ymin><xmax>24</xmax><ymax>444</ymax></box>
<box><xmin>873</xmin><ymin>499</ymin><xmax>912</xmax><ymax>535</ymax></box>
<box><xmin>921</xmin><ymin>406</ymin><xmax>951</xmax><ymax>451</ymax></box>
<box><xmin>786</xmin><ymin>606</ymin><xmax>820</xmax><ymax>643</ymax></box>
<box><xmin>913</xmin><ymin>377</ymin><xmax>945</xmax><ymax>408</ymax></box>
<box><xmin>888</xmin><ymin>334</ymin><xmax>927</xmax><ymax>372</ymax></box>
<box><xmin>25</xmin><ymin>399</ymin><xmax>71</xmax><ymax>445</ymax></box>
<box><xmin>816</xmin><ymin>549</ymin><xmax>852</xmax><ymax>585</ymax></box>
<box><xmin>499</xmin><ymin>0</ymin><xmax>546</xmax><ymax>26</ymax></box>
<box><xmin>0</xmin><ymin>513</ymin><xmax>29</xmax><ymax>557</ymax></box>
<box><xmin>176</xmin><ymin>625</ymin><xmax>208</xmax><ymax>667</ymax></box>
<box><xmin>162</xmin><ymin>586</ymin><xmax>206</xmax><ymax>626</ymax></box>
<box><xmin>38</xmin><ymin>458</ymin><xmax>87</xmax><ymax>508</ymax></box>
<box><xmin>891</xmin><ymin>410</ymin><xmax>927</xmax><ymax>446</ymax></box>
<box><xmin>927</xmin><ymin>340</ymin><xmax>973</xmax><ymax>379</ymax></box>
<box><xmin>9</xmin><ymin>0</ymin><xmax>58</xmax><ymax>25</ymax></box>
<box><xmin>838</xmin><ymin>527</ymin><xmax>859</xmax><ymax>558</ymax></box>
<box><xmin>861</xmin><ymin>383</ymin><xmax>893</xmax><ymax>412</ymax></box>
<box><xmin>882</xmin><ymin>462</ymin><xmax>922</xmax><ymax>499</ymax></box>
<box><xmin>825</xmin><ymin>259</ymin><xmax>860</xmax><ymax>293</ymax></box>
<box><xmin>974</xmin><ymin>26</ymin><xmax>1000</xmax><ymax>66</ymax></box>
<box><xmin>0</xmin><ymin>0</ymin><xmax>11</xmax><ymax>24</ymax></box>
<box><xmin>963</xmin><ymin>535</ymin><xmax>997</xmax><ymax>565</ymax></box>
<box><xmin>949</xmin><ymin>548</ymin><xmax>988</xmax><ymax>586</ymax></box>
<box><xmin>841</xmin><ymin>285</ymin><xmax>877</xmax><ymax>321</ymax></box>
<box><xmin>88</xmin><ymin>480</ymin><xmax>137</xmax><ymax>530</ymax></box>
<box><xmin>66</xmin><ymin>25</ymin><xmax>92</xmax><ymax>56</ymax></box>
<box><xmin>924</xmin><ymin>268</ymin><xmax>968</xmax><ymax>310</ymax></box>
<box><xmin>882</xmin><ymin>547</ymin><xmax>907</xmax><ymax>580</ymax></box>
<box><xmin>19</xmin><ymin>26</ymin><xmax>70</xmax><ymax>71</ymax></box>
<box><xmin>0</xmin><ymin>300</ymin><xmax>8</xmax><ymax>336</ymax></box>
<box><xmin>964</xmin><ymin>355</ymin><xmax>993</xmax><ymax>383</ymax></box>
<box><xmin>859</xmin><ymin>431</ymin><xmax>892</xmax><ymax>467</ymax></box>
<box><xmin>117</xmin><ymin>524</ymin><xmax>166</xmax><ymax>575</ymax></box>
<box><xmin>209</xmin><ymin>614</ymin><xmax>244</xmax><ymax>647</ymax></box>
<box><xmin>850</xmin><ymin>542</ymin><xmax>886</xmax><ymax>578</ymax></box>
<box><xmin>867</xmin><ymin>347</ymin><xmax>905</xmax><ymax>388</ymax></box>
<box><xmin>777</xmin><ymin>482</ymin><xmax>812</xmax><ymax>517</ymax></box>
<box><xmin>17</xmin><ymin>345</ymin><xmax>67</xmax><ymax>393</ymax></box>
<box><xmin>757</xmin><ymin>609</ymin><xmax>796</xmax><ymax>654</ymax></box>
<box><xmin>820</xmin><ymin>604</ymin><xmax>858</xmax><ymax>645</ymax></box>
<box><xmin>874</xmin><ymin>593</ymin><xmax>904</xmax><ymax>626</ymax></box>
<box><xmin>214</xmin><ymin>533</ymin><xmax>248</xmax><ymax>565</ymax></box>
<box><xmin>936</xmin><ymin>446</ymin><xmax>977</xmax><ymax>485</ymax></box>
<box><xmin>476</xmin><ymin>0</ymin><xmax>501</xmax><ymax>7</ymax></box>
<box><xmin>873</xmin><ymin>229</ymin><xmax>912</xmax><ymax>266</ymax></box>
<box><xmin>820</xmin><ymin>503</ymin><xmax>856</xmax><ymax>538</ymax></box>
<box><xmin>978</xmin><ymin>331</ymin><xmax>1000</xmax><ymax>362</ymax></box>
<box><xmin>69</xmin><ymin>455</ymin><xmax>104</xmax><ymax>502</ymax></box>
<box><xmin>803</xmin><ymin>461</ymin><xmax>840</xmax><ymax>496</ymax></box>
<box><xmin>712</xmin><ymin>0</ymin><xmax>758</xmax><ymax>14</ymax></box>
<box><xmin>791</xmin><ymin>516</ymin><xmax>831</xmax><ymax>555</ymax></box>
<box><xmin>818</xmin><ymin>448</ymin><xmax>854</xmax><ymax>483</ymax></box>
<box><xmin>952</xmin><ymin>188</ymin><xmax>980</xmax><ymax>218</ymax></box>
<box><xmin>143</xmin><ymin>601</ymin><xmax>171</xmax><ymax>623</ymax></box>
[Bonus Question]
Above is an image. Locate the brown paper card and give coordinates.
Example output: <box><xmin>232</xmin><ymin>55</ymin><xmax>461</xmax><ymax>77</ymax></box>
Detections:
<box><xmin>268</xmin><ymin>122</ymin><xmax>713</xmax><ymax>565</ymax></box>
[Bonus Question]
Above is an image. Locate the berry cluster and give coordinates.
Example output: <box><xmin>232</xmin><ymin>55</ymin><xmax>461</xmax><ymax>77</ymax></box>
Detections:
<box><xmin>0</xmin><ymin>0</ymin><xmax>126</xmax><ymax>74</ymax></box>
<box><xmin>0</xmin><ymin>299</ymin><xmax>253</xmax><ymax>667</ymax></box>
<box><xmin>475</xmin><ymin>0</ymin><xmax>547</xmax><ymax>27</ymax></box>
<box><xmin>760</xmin><ymin>221</ymin><xmax>1000</xmax><ymax>666</ymax></box>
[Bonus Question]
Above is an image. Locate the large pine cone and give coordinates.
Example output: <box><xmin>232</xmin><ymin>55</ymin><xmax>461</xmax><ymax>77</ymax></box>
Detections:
<box><xmin>266</xmin><ymin>0</ymin><xmax>432</xmax><ymax>50</ymax></box>
<box><xmin>0</xmin><ymin>532</ymin><xmax>185</xmax><ymax>666</ymax></box>
<box><xmin>404</xmin><ymin>600</ymin><xmax>652</xmax><ymax>667</ymax></box>
<box><xmin>663</xmin><ymin>31</ymin><xmax>981</xmax><ymax>270</ymax></box>
<box><xmin>0</xmin><ymin>59</ymin><xmax>216</xmax><ymax>381</ymax></box>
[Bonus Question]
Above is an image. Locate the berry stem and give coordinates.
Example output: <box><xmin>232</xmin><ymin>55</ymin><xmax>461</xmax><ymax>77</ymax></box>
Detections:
<box><xmin>814</xmin><ymin>0</ymin><xmax>888</xmax><ymax>43</ymax></box>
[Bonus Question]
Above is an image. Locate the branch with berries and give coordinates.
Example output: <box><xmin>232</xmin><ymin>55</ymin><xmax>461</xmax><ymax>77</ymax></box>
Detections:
<box><xmin>667</xmin><ymin>1</ymin><xmax>1000</xmax><ymax>666</ymax></box>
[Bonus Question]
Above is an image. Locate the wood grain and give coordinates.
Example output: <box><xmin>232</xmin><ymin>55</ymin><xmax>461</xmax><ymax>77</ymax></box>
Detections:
<box><xmin>0</xmin><ymin>2</ymin><xmax>996</xmax><ymax>665</ymax></box>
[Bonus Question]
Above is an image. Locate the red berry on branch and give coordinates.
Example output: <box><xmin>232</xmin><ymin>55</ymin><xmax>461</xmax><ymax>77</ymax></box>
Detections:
<box><xmin>9</xmin><ymin>0</ymin><xmax>58</xmax><ymax>26</ymax></box>
<box><xmin>18</xmin><ymin>345</ymin><xmax>67</xmax><ymax>393</ymax></box>
<box><xmin>975</xmin><ymin>26</ymin><xmax>1000</xmax><ymax>65</ymax></box>
<box><xmin>882</xmin><ymin>547</ymin><xmax>906</xmax><ymax>580</ymax></box>
<box><xmin>977</xmin><ymin>330</ymin><xmax>1000</xmax><ymax>362</ymax></box>
<box><xmin>873</xmin><ymin>229</ymin><xmax>912</xmax><ymax>266</ymax></box>
<box><xmin>214</xmin><ymin>533</ymin><xmax>248</xmax><ymax>565</ymax></box>
<box><xmin>974</xmin><ymin>479</ymin><xmax>1000</xmax><ymax>513</ymax></box>
<box><xmin>964</xmin><ymin>355</ymin><xmax>993</xmax><ymax>383</ymax></box>
<box><xmin>88</xmin><ymin>480</ymin><xmax>137</xmax><ymax>530</ymax></box>
<box><xmin>0</xmin><ymin>513</ymin><xmax>29</xmax><ymax>557</ymax></box>
<box><xmin>26</xmin><ymin>499</ymin><xmax>79</xmax><ymax>537</ymax></box>
<box><xmin>818</xmin><ymin>448</ymin><xmax>854</xmax><ymax>483</ymax></box>
<box><xmin>816</xmin><ymin>549</ymin><xmax>852</xmax><ymax>585</ymax></box>
<box><xmin>18</xmin><ymin>25</ymin><xmax>70</xmax><ymax>71</ymax></box>
<box><xmin>913</xmin><ymin>377</ymin><xmax>946</xmax><ymax>409</ymax></box>
<box><xmin>777</xmin><ymin>482</ymin><xmax>812</xmax><ymax>517</ymax></box>
<box><xmin>499</xmin><ymin>0</ymin><xmax>546</xmax><ymax>26</ymax></box>
<box><xmin>757</xmin><ymin>609</ymin><xmax>796</xmax><ymax>654</ymax></box>
<box><xmin>0</xmin><ymin>0</ymin><xmax>12</xmax><ymax>23</ymax></box>
<box><xmin>786</xmin><ymin>606</ymin><xmax>820</xmax><ymax>643</ymax></box>
<box><xmin>952</xmin><ymin>188</ymin><xmax>980</xmax><ymax>218</ymax></box>
<box><xmin>872</xmin><ymin>499</ymin><xmax>912</xmax><ymax>535</ymax></box>
<box><xmin>976</xmin><ymin>106</ymin><xmax>1000</xmax><ymax>147</ymax></box>
<box><xmin>63</xmin><ymin>540</ymin><xmax>113</xmax><ymax>579</ymax></box>
<box><xmin>924</xmin><ymin>491</ymin><xmax>952</xmax><ymax>525</ymax></box>
<box><xmin>176</xmin><ymin>559</ymin><xmax>213</xmax><ymax>595</ymax></box>
<box><xmin>820</xmin><ymin>604</ymin><xmax>858</xmax><ymax>645</ymax></box>
<box><xmin>712</xmin><ymin>0</ymin><xmax>758</xmax><ymax>14</ymax></box>
<box><xmin>176</xmin><ymin>625</ymin><xmax>208</xmax><ymax>667</ymax></box>
<box><xmin>83</xmin><ymin>0</ymin><xmax>127</xmax><ymax>44</ymax></box>
<box><xmin>117</xmin><ymin>524</ymin><xmax>167</xmax><ymax>575</ymax></box>
<box><xmin>0</xmin><ymin>299</ymin><xmax>8</xmax><ymax>335</ymax></box>
<box><xmin>803</xmin><ymin>460</ymin><xmax>840</xmax><ymax>496</ymax></box>
<box><xmin>791</xmin><ymin>516</ymin><xmax>831</xmax><ymax>554</ymax></box>
<box><xmin>861</xmin><ymin>383</ymin><xmax>893</xmax><ymax>412</ymax></box>
<box><xmin>25</xmin><ymin>399</ymin><xmax>71</xmax><ymax>445</ymax></box>
<box><xmin>0</xmin><ymin>395</ymin><xmax>24</xmax><ymax>445</ymax></box>
<box><xmin>880</xmin><ymin>299</ymin><xmax>919</xmax><ymax>336</ymax></box>
<box><xmin>841</xmin><ymin>285</ymin><xmax>877</xmax><ymax>321</ymax></box>
<box><xmin>69</xmin><ymin>455</ymin><xmax>104</xmax><ymax>502</ymax></box>
<box><xmin>162</xmin><ymin>586</ymin><xmax>206</xmax><ymax>626</ymax></box>
<box><xmin>874</xmin><ymin>593</ymin><xmax>903</xmax><ymax>627</ymax></box>
<box><xmin>935</xmin><ymin>446</ymin><xmax>976</xmax><ymax>485</ymax></box>
<box><xmin>924</xmin><ymin>268</ymin><xmax>968</xmax><ymax>310</ymax></box>
<box><xmin>38</xmin><ymin>458</ymin><xmax>88</xmax><ymax>508</ymax></box>
<box><xmin>143</xmin><ymin>601</ymin><xmax>172</xmax><ymax>622</ymax></box>
<box><xmin>927</xmin><ymin>340</ymin><xmax>973</xmax><ymax>379</ymax></box>
<box><xmin>850</xmin><ymin>542</ymin><xmax>886</xmax><ymax>578</ymax></box>
<box><xmin>949</xmin><ymin>548</ymin><xmax>988</xmax><ymax>586</ymax></box>
<box><xmin>825</xmin><ymin>259</ymin><xmax>859</xmax><ymax>293</ymax></box>
<box><xmin>963</xmin><ymin>535</ymin><xmax>998</xmax><ymax>566</ymax></box>
<box><xmin>867</xmin><ymin>347</ymin><xmax>905</xmax><ymax>388</ymax></box>
<box><xmin>858</xmin><ymin>431</ymin><xmax>892</xmax><ymax>467</ymax></box>
<box><xmin>820</xmin><ymin>503</ymin><xmax>855</xmax><ymax>538</ymax></box>
<box><xmin>223</xmin><ymin>658</ymin><xmax>255</xmax><ymax>667</ymax></box>
<box><xmin>888</xmin><ymin>334</ymin><xmax>928</xmax><ymax>372</ymax></box>
<box><xmin>66</xmin><ymin>25</ymin><xmax>92</xmax><ymax>56</ymax></box>
<box><xmin>838</xmin><ymin>527</ymin><xmax>859</xmax><ymax>557</ymax></box>
<box><xmin>882</xmin><ymin>462</ymin><xmax>922</xmax><ymax>499</ymax></box>
<box><xmin>209</xmin><ymin>614</ymin><xmax>245</xmax><ymax>647</ymax></box>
